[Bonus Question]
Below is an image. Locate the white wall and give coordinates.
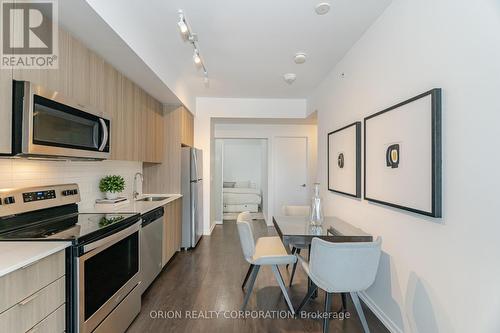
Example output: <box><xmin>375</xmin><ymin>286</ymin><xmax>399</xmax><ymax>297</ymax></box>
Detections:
<box><xmin>214</xmin><ymin>123</ymin><xmax>317</xmax><ymax>225</ymax></box>
<box><xmin>0</xmin><ymin>159</ymin><xmax>142</xmax><ymax>211</ymax></box>
<box><xmin>213</xmin><ymin>140</ymin><xmax>224</xmax><ymax>223</ymax></box>
<box><xmin>308</xmin><ymin>0</ymin><xmax>500</xmax><ymax>332</ymax></box>
<box><xmin>197</xmin><ymin>98</ymin><xmax>307</xmax><ymax>118</ymax></box>
<box><xmin>260</xmin><ymin>140</ymin><xmax>269</xmax><ymax>217</ymax></box>
<box><xmin>195</xmin><ymin>97</ymin><xmax>308</xmax><ymax>234</ymax></box>
<box><xmin>223</xmin><ymin>139</ymin><xmax>265</xmax><ymax>188</ymax></box>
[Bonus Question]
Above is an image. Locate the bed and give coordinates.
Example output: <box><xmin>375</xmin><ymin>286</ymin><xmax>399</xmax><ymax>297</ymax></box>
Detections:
<box><xmin>223</xmin><ymin>181</ymin><xmax>262</xmax><ymax>213</ymax></box>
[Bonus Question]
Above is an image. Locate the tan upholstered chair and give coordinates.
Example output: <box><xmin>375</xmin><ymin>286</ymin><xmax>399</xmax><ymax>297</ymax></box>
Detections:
<box><xmin>236</xmin><ymin>212</ymin><xmax>296</xmax><ymax>313</ymax></box>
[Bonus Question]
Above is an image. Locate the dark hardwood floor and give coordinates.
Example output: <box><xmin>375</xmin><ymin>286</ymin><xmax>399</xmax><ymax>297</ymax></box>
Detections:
<box><xmin>127</xmin><ymin>220</ymin><xmax>389</xmax><ymax>333</ymax></box>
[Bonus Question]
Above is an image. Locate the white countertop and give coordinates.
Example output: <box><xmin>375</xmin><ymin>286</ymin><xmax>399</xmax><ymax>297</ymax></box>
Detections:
<box><xmin>0</xmin><ymin>241</ymin><xmax>71</xmax><ymax>277</ymax></box>
<box><xmin>82</xmin><ymin>194</ymin><xmax>182</xmax><ymax>215</ymax></box>
<box><xmin>0</xmin><ymin>195</ymin><xmax>181</xmax><ymax>278</ymax></box>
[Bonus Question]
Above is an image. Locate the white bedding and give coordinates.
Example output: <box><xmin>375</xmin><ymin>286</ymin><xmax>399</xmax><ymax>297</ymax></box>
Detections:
<box><xmin>223</xmin><ymin>187</ymin><xmax>261</xmax><ymax>205</ymax></box>
<box><xmin>223</xmin><ymin>187</ymin><xmax>261</xmax><ymax>195</ymax></box>
<box><xmin>223</xmin><ymin>203</ymin><xmax>259</xmax><ymax>213</ymax></box>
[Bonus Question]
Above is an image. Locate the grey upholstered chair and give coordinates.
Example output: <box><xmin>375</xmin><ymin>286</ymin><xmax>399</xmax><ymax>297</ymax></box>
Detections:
<box><xmin>236</xmin><ymin>212</ymin><xmax>297</xmax><ymax>314</ymax></box>
<box><xmin>282</xmin><ymin>205</ymin><xmax>310</xmax><ymax>286</ymax></box>
<box><xmin>296</xmin><ymin>237</ymin><xmax>382</xmax><ymax>333</ymax></box>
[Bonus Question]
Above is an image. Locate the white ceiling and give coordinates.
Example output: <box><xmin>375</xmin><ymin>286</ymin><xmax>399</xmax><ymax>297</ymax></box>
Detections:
<box><xmin>68</xmin><ymin>0</ymin><xmax>391</xmax><ymax>111</ymax></box>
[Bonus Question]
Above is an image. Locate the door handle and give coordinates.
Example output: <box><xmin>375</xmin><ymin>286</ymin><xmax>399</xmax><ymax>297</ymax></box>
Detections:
<box><xmin>300</xmin><ymin>184</ymin><xmax>306</xmax><ymax>187</ymax></box>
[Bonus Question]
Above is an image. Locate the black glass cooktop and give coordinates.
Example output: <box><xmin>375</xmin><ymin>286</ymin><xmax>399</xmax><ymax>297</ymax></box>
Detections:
<box><xmin>0</xmin><ymin>205</ymin><xmax>139</xmax><ymax>245</ymax></box>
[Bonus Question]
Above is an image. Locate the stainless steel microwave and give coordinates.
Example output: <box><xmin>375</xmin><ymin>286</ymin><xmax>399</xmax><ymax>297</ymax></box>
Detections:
<box><xmin>12</xmin><ymin>80</ymin><xmax>110</xmax><ymax>160</ymax></box>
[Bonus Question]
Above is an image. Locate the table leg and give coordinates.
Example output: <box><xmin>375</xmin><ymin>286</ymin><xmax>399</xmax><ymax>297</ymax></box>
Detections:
<box><xmin>307</xmin><ymin>244</ymin><xmax>318</xmax><ymax>299</ymax></box>
<box><xmin>282</xmin><ymin>237</ymin><xmax>292</xmax><ymax>254</ymax></box>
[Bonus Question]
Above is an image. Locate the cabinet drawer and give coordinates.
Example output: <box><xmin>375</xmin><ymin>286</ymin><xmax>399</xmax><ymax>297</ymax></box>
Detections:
<box><xmin>0</xmin><ymin>276</ymin><xmax>65</xmax><ymax>333</ymax></box>
<box><xmin>0</xmin><ymin>250</ymin><xmax>65</xmax><ymax>313</ymax></box>
<box><xmin>26</xmin><ymin>304</ymin><xmax>65</xmax><ymax>333</ymax></box>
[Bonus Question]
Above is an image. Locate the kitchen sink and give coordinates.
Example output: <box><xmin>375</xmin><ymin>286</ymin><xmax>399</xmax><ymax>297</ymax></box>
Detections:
<box><xmin>137</xmin><ymin>196</ymin><xmax>170</xmax><ymax>202</ymax></box>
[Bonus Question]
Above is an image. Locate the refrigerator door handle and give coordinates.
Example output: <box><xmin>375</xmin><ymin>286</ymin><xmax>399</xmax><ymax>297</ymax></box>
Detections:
<box><xmin>192</xmin><ymin>149</ymin><xmax>199</xmax><ymax>181</ymax></box>
<box><xmin>191</xmin><ymin>181</ymin><xmax>198</xmax><ymax>247</ymax></box>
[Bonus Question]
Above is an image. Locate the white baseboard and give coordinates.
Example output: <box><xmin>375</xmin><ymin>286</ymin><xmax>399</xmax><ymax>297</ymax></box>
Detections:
<box><xmin>358</xmin><ymin>291</ymin><xmax>403</xmax><ymax>333</ymax></box>
<box><xmin>203</xmin><ymin>223</ymin><xmax>216</xmax><ymax>235</ymax></box>
<box><xmin>214</xmin><ymin>220</ymin><xmax>223</xmax><ymax>225</ymax></box>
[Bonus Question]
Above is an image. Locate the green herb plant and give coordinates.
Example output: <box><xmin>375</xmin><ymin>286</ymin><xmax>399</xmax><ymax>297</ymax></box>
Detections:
<box><xmin>99</xmin><ymin>175</ymin><xmax>126</xmax><ymax>193</ymax></box>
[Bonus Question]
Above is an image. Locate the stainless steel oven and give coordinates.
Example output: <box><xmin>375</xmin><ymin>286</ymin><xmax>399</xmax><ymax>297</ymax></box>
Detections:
<box><xmin>77</xmin><ymin>222</ymin><xmax>141</xmax><ymax>333</ymax></box>
<box><xmin>12</xmin><ymin>80</ymin><xmax>110</xmax><ymax>160</ymax></box>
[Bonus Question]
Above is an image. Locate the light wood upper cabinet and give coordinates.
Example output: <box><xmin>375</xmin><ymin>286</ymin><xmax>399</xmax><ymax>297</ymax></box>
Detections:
<box><xmin>68</xmin><ymin>33</ymin><xmax>91</xmax><ymax>107</ymax></box>
<box><xmin>8</xmin><ymin>27</ymin><xmax>165</xmax><ymax>163</ymax></box>
<box><xmin>89</xmin><ymin>53</ymin><xmax>106</xmax><ymax>116</ymax></box>
<box><xmin>140</xmin><ymin>95</ymin><xmax>165</xmax><ymax>163</ymax></box>
<box><xmin>13</xmin><ymin>29</ymin><xmax>71</xmax><ymax>102</ymax></box>
<box><xmin>180</xmin><ymin>107</ymin><xmax>194</xmax><ymax>147</ymax></box>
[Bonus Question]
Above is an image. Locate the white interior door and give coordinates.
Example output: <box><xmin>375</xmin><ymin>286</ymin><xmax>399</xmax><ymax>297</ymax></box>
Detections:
<box><xmin>273</xmin><ymin>137</ymin><xmax>308</xmax><ymax>216</ymax></box>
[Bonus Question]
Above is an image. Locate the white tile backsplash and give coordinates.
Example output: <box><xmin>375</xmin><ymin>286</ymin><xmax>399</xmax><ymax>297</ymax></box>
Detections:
<box><xmin>0</xmin><ymin>159</ymin><xmax>142</xmax><ymax>211</ymax></box>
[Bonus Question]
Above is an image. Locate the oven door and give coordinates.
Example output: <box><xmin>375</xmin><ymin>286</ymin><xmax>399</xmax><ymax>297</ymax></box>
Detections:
<box><xmin>77</xmin><ymin>222</ymin><xmax>141</xmax><ymax>333</ymax></box>
<box><xmin>13</xmin><ymin>80</ymin><xmax>110</xmax><ymax>160</ymax></box>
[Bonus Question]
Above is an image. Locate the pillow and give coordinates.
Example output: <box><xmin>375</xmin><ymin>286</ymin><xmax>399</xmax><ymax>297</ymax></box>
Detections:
<box><xmin>223</xmin><ymin>181</ymin><xmax>236</xmax><ymax>188</ymax></box>
<box><xmin>234</xmin><ymin>181</ymin><xmax>250</xmax><ymax>188</ymax></box>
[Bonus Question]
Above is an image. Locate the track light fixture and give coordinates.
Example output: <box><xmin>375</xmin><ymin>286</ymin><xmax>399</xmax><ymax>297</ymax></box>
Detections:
<box><xmin>193</xmin><ymin>49</ymin><xmax>201</xmax><ymax>65</ymax></box>
<box><xmin>177</xmin><ymin>9</ymin><xmax>209</xmax><ymax>84</ymax></box>
<box><xmin>177</xmin><ymin>17</ymin><xmax>189</xmax><ymax>40</ymax></box>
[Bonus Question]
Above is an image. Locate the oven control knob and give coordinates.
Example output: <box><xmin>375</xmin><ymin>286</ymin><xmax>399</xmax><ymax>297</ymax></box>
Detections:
<box><xmin>4</xmin><ymin>196</ymin><xmax>15</xmax><ymax>205</ymax></box>
<box><xmin>62</xmin><ymin>190</ymin><xmax>73</xmax><ymax>196</ymax></box>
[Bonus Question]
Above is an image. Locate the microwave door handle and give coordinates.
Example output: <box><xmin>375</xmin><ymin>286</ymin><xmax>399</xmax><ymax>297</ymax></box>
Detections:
<box><xmin>98</xmin><ymin>118</ymin><xmax>108</xmax><ymax>151</ymax></box>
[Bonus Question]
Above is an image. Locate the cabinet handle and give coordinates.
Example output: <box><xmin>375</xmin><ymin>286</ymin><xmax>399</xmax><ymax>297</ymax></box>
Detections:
<box><xmin>26</xmin><ymin>325</ymin><xmax>40</xmax><ymax>333</ymax></box>
<box><xmin>19</xmin><ymin>292</ymin><xmax>39</xmax><ymax>306</ymax></box>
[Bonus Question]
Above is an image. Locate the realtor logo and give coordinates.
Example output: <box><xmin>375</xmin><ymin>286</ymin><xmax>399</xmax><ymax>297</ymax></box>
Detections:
<box><xmin>1</xmin><ymin>0</ymin><xmax>58</xmax><ymax>68</ymax></box>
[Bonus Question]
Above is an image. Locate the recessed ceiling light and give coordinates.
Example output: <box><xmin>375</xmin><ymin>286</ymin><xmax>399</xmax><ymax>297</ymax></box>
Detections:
<box><xmin>283</xmin><ymin>73</ymin><xmax>297</xmax><ymax>84</ymax></box>
<box><xmin>315</xmin><ymin>2</ymin><xmax>331</xmax><ymax>15</ymax></box>
<box><xmin>294</xmin><ymin>52</ymin><xmax>307</xmax><ymax>64</ymax></box>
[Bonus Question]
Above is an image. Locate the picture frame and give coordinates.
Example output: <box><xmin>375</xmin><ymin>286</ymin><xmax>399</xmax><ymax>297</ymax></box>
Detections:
<box><xmin>364</xmin><ymin>88</ymin><xmax>442</xmax><ymax>217</ymax></box>
<box><xmin>327</xmin><ymin>122</ymin><xmax>361</xmax><ymax>198</ymax></box>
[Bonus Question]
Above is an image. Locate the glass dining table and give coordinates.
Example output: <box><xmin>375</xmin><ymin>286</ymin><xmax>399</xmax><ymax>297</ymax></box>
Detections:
<box><xmin>272</xmin><ymin>215</ymin><xmax>373</xmax><ymax>302</ymax></box>
<box><xmin>272</xmin><ymin>215</ymin><xmax>373</xmax><ymax>250</ymax></box>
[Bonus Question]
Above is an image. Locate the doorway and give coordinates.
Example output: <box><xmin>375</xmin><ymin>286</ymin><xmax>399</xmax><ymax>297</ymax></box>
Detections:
<box><xmin>214</xmin><ymin>138</ymin><xmax>268</xmax><ymax>222</ymax></box>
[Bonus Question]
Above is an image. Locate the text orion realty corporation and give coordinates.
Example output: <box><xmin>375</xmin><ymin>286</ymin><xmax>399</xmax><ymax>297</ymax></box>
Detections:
<box><xmin>1</xmin><ymin>0</ymin><xmax>58</xmax><ymax>69</ymax></box>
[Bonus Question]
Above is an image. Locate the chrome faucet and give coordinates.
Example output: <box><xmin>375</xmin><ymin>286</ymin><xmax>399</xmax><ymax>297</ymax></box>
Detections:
<box><xmin>133</xmin><ymin>172</ymin><xmax>144</xmax><ymax>199</ymax></box>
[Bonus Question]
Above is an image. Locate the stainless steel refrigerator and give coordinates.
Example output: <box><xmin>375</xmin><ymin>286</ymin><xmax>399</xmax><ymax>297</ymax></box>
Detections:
<box><xmin>181</xmin><ymin>147</ymin><xmax>204</xmax><ymax>248</ymax></box>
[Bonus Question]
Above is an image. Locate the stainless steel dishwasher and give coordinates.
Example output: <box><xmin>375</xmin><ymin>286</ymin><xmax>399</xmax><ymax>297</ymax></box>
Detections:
<box><xmin>140</xmin><ymin>206</ymin><xmax>164</xmax><ymax>294</ymax></box>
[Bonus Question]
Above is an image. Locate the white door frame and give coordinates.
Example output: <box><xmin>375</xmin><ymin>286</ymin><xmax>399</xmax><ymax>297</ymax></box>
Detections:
<box><xmin>213</xmin><ymin>139</ymin><xmax>224</xmax><ymax>225</ymax></box>
<box><xmin>213</xmin><ymin>137</ymin><xmax>269</xmax><ymax>223</ymax></box>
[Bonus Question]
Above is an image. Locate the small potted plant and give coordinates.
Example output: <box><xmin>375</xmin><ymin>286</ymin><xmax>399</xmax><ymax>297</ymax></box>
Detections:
<box><xmin>99</xmin><ymin>175</ymin><xmax>125</xmax><ymax>200</ymax></box>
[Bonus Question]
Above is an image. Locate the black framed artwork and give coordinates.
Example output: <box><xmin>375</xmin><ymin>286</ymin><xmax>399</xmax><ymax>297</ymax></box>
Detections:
<box><xmin>328</xmin><ymin>122</ymin><xmax>361</xmax><ymax>198</ymax></box>
<box><xmin>364</xmin><ymin>88</ymin><xmax>442</xmax><ymax>217</ymax></box>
